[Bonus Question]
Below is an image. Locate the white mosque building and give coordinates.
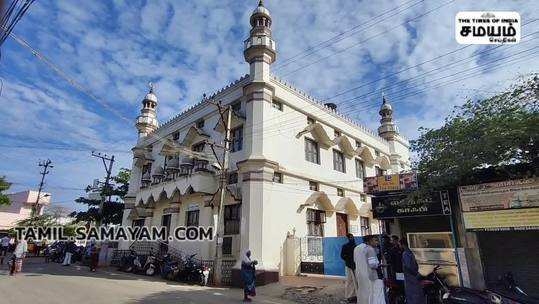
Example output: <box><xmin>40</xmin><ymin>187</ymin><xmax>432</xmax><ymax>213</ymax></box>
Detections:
<box><xmin>120</xmin><ymin>0</ymin><xmax>410</xmax><ymax>284</ymax></box>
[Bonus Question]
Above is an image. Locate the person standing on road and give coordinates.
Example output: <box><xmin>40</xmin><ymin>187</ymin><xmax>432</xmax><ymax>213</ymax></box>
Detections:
<box><xmin>1</xmin><ymin>235</ymin><xmax>10</xmax><ymax>264</ymax></box>
<box><xmin>354</xmin><ymin>235</ymin><xmax>385</xmax><ymax>304</ymax></box>
<box><xmin>10</xmin><ymin>239</ymin><xmax>28</xmax><ymax>275</ymax></box>
<box><xmin>89</xmin><ymin>244</ymin><xmax>99</xmax><ymax>272</ymax></box>
<box><xmin>341</xmin><ymin>233</ymin><xmax>358</xmax><ymax>303</ymax></box>
<box><xmin>62</xmin><ymin>241</ymin><xmax>75</xmax><ymax>266</ymax></box>
<box><xmin>400</xmin><ymin>239</ymin><xmax>425</xmax><ymax>304</ymax></box>
<box><xmin>241</xmin><ymin>249</ymin><xmax>258</xmax><ymax>302</ymax></box>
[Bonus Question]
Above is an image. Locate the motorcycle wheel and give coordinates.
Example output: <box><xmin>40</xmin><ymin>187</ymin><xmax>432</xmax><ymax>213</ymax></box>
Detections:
<box><xmin>146</xmin><ymin>267</ymin><xmax>155</xmax><ymax>276</ymax></box>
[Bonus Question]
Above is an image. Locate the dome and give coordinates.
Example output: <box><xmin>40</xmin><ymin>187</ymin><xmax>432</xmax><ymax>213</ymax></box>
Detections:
<box><xmin>252</xmin><ymin>5</ymin><xmax>271</xmax><ymax>18</ymax></box>
<box><xmin>381</xmin><ymin>102</ymin><xmax>392</xmax><ymax>111</ymax></box>
<box><xmin>144</xmin><ymin>92</ymin><xmax>157</xmax><ymax>103</ymax></box>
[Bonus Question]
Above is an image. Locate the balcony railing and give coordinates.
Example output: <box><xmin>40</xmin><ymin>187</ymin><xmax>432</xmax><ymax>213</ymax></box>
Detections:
<box><xmin>140</xmin><ymin>158</ymin><xmax>215</xmax><ymax>189</ymax></box>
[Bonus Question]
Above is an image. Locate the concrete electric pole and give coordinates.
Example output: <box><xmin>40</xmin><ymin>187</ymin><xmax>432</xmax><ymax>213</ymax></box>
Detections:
<box><xmin>33</xmin><ymin>159</ymin><xmax>53</xmax><ymax>217</ymax></box>
<box><xmin>91</xmin><ymin>151</ymin><xmax>115</xmax><ymax>226</ymax></box>
<box><xmin>209</xmin><ymin>101</ymin><xmax>232</xmax><ymax>285</ymax></box>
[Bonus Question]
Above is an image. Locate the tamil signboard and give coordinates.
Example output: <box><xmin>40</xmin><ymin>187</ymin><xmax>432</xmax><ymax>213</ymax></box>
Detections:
<box><xmin>459</xmin><ymin>178</ymin><xmax>539</xmax><ymax>231</ymax></box>
<box><xmin>364</xmin><ymin>172</ymin><xmax>418</xmax><ymax>194</ymax></box>
<box><xmin>372</xmin><ymin>191</ymin><xmax>446</xmax><ymax>219</ymax></box>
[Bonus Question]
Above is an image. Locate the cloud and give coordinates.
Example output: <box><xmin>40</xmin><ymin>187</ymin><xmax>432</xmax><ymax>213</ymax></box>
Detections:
<box><xmin>1</xmin><ymin>0</ymin><xmax>536</xmax><ymax>211</ymax></box>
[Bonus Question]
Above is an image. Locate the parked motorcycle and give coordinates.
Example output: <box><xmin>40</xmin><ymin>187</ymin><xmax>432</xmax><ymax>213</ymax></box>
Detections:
<box><xmin>143</xmin><ymin>253</ymin><xmax>158</xmax><ymax>276</ymax></box>
<box><xmin>176</xmin><ymin>254</ymin><xmax>206</xmax><ymax>285</ymax></box>
<box><xmin>160</xmin><ymin>254</ymin><xmax>180</xmax><ymax>281</ymax></box>
<box><xmin>119</xmin><ymin>250</ymin><xmax>137</xmax><ymax>273</ymax></box>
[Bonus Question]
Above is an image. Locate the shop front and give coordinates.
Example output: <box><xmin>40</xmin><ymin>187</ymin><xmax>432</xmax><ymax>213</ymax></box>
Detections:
<box><xmin>458</xmin><ymin>178</ymin><xmax>539</xmax><ymax>297</ymax></box>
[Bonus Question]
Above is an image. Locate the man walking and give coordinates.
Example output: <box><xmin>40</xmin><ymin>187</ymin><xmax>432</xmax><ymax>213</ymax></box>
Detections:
<box><xmin>341</xmin><ymin>233</ymin><xmax>357</xmax><ymax>303</ymax></box>
<box><xmin>354</xmin><ymin>235</ymin><xmax>385</xmax><ymax>304</ymax></box>
<box><xmin>400</xmin><ymin>239</ymin><xmax>425</xmax><ymax>304</ymax></box>
<box><xmin>62</xmin><ymin>241</ymin><xmax>75</xmax><ymax>266</ymax></box>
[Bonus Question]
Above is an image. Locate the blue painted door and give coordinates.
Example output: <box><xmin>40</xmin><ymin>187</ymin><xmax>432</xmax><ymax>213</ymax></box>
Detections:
<box><xmin>322</xmin><ymin>236</ymin><xmax>363</xmax><ymax>276</ymax></box>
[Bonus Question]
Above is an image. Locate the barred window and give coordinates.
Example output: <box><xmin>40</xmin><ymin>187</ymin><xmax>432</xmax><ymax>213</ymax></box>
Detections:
<box><xmin>305</xmin><ymin>138</ymin><xmax>320</xmax><ymax>164</ymax></box>
<box><xmin>224</xmin><ymin>204</ymin><xmax>241</xmax><ymax>235</ymax></box>
<box><xmin>172</xmin><ymin>132</ymin><xmax>180</xmax><ymax>141</ymax></box>
<box><xmin>355</xmin><ymin>159</ymin><xmax>365</xmax><ymax>179</ymax></box>
<box><xmin>306</xmin><ymin>209</ymin><xmax>326</xmax><ymax>237</ymax></box>
<box><xmin>375</xmin><ymin>166</ymin><xmax>386</xmax><ymax>176</ymax></box>
<box><xmin>334</xmin><ymin>130</ymin><xmax>341</xmax><ymax>137</ymax></box>
<box><xmin>222</xmin><ymin>236</ymin><xmax>233</xmax><ymax>255</ymax></box>
<box><xmin>273</xmin><ymin>172</ymin><xmax>283</xmax><ymax>183</ymax></box>
<box><xmin>337</xmin><ymin>188</ymin><xmax>345</xmax><ymax>197</ymax></box>
<box><xmin>231</xmin><ymin>126</ymin><xmax>243</xmax><ymax>152</ymax></box>
<box><xmin>186</xmin><ymin>210</ymin><xmax>199</xmax><ymax>227</ymax></box>
<box><xmin>355</xmin><ymin>140</ymin><xmax>362</xmax><ymax>148</ymax></box>
<box><xmin>333</xmin><ymin>149</ymin><xmax>346</xmax><ymax>173</ymax></box>
<box><xmin>227</xmin><ymin>172</ymin><xmax>238</xmax><ymax>184</ymax></box>
<box><xmin>309</xmin><ymin>181</ymin><xmax>319</xmax><ymax>191</ymax></box>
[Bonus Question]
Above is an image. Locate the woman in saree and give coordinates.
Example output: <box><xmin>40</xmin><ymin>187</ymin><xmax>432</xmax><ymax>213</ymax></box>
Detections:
<box><xmin>241</xmin><ymin>250</ymin><xmax>258</xmax><ymax>302</ymax></box>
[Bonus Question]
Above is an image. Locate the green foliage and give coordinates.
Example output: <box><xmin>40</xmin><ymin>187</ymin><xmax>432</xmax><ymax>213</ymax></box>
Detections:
<box><xmin>0</xmin><ymin>176</ymin><xmax>12</xmax><ymax>206</ymax></box>
<box><xmin>411</xmin><ymin>75</ymin><xmax>539</xmax><ymax>190</ymax></box>
<box><xmin>71</xmin><ymin>168</ymin><xmax>131</xmax><ymax>225</ymax></box>
<box><xmin>17</xmin><ymin>214</ymin><xmax>58</xmax><ymax>227</ymax></box>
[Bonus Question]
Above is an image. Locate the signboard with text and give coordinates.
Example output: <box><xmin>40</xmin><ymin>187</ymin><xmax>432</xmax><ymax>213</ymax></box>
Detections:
<box><xmin>372</xmin><ymin>191</ymin><xmax>445</xmax><ymax>219</ymax></box>
<box><xmin>459</xmin><ymin>178</ymin><xmax>539</xmax><ymax>231</ymax></box>
<box><xmin>364</xmin><ymin>172</ymin><xmax>418</xmax><ymax>194</ymax></box>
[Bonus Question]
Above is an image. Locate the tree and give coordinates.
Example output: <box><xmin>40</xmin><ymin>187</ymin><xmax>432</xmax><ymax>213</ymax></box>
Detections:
<box><xmin>70</xmin><ymin>168</ymin><xmax>130</xmax><ymax>225</ymax></box>
<box><xmin>411</xmin><ymin>75</ymin><xmax>538</xmax><ymax>191</ymax></box>
<box><xmin>0</xmin><ymin>176</ymin><xmax>11</xmax><ymax>206</ymax></box>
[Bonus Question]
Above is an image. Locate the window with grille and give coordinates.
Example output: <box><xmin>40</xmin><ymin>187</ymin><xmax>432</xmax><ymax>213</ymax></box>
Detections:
<box><xmin>375</xmin><ymin>166</ymin><xmax>386</xmax><ymax>176</ymax></box>
<box><xmin>192</xmin><ymin>142</ymin><xmax>205</xmax><ymax>152</ymax></box>
<box><xmin>356</xmin><ymin>140</ymin><xmax>362</xmax><ymax>148</ymax></box>
<box><xmin>307</xmin><ymin>116</ymin><xmax>315</xmax><ymax>125</ymax></box>
<box><xmin>305</xmin><ymin>138</ymin><xmax>320</xmax><ymax>164</ymax></box>
<box><xmin>360</xmin><ymin>216</ymin><xmax>371</xmax><ymax>236</ymax></box>
<box><xmin>172</xmin><ymin>132</ymin><xmax>180</xmax><ymax>141</ymax></box>
<box><xmin>231</xmin><ymin>126</ymin><xmax>243</xmax><ymax>152</ymax></box>
<box><xmin>355</xmin><ymin>159</ymin><xmax>365</xmax><ymax>179</ymax></box>
<box><xmin>337</xmin><ymin>188</ymin><xmax>345</xmax><ymax>197</ymax></box>
<box><xmin>196</xmin><ymin>119</ymin><xmax>205</xmax><ymax>129</ymax></box>
<box><xmin>186</xmin><ymin>210</ymin><xmax>199</xmax><ymax>227</ymax></box>
<box><xmin>232</xmin><ymin>102</ymin><xmax>241</xmax><ymax>112</ymax></box>
<box><xmin>273</xmin><ymin>172</ymin><xmax>283</xmax><ymax>183</ymax></box>
<box><xmin>132</xmin><ymin>219</ymin><xmax>145</xmax><ymax>227</ymax></box>
<box><xmin>272</xmin><ymin>100</ymin><xmax>283</xmax><ymax>111</ymax></box>
<box><xmin>224</xmin><ymin>204</ymin><xmax>241</xmax><ymax>235</ymax></box>
<box><xmin>228</xmin><ymin>172</ymin><xmax>238</xmax><ymax>184</ymax></box>
<box><xmin>333</xmin><ymin>149</ymin><xmax>346</xmax><ymax>173</ymax></box>
<box><xmin>306</xmin><ymin>209</ymin><xmax>326</xmax><ymax>237</ymax></box>
<box><xmin>222</xmin><ymin>236</ymin><xmax>233</xmax><ymax>255</ymax></box>
<box><xmin>309</xmin><ymin>181</ymin><xmax>319</xmax><ymax>191</ymax></box>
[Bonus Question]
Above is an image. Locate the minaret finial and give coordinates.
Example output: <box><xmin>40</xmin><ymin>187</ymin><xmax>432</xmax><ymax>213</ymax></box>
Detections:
<box><xmin>258</xmin><ymin>0</ymin><xmax>264</xmax><ymax>6</ymax></box>
<box><xmin>148</xmin><ymin>81</ymin><xmax>155</xmax><ymax>93</ymax></box>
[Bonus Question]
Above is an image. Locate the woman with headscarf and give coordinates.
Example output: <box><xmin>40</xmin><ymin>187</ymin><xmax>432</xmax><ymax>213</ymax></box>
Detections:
<box><xmin>241</xmin><ymin>250</ymin><xmax>258</xmax><ymax>302</ymax></box>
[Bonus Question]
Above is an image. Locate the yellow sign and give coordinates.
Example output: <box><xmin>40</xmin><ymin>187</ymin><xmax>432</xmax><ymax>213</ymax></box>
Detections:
<box><xmin>463</xmin><ymin>208</ymin><xmax>539</xmax><ymax>231</ymax></box>
<box><xmin>377</xmin><ymin>175</ymin><xmax>400</xmax><ymax>191</ymax></box>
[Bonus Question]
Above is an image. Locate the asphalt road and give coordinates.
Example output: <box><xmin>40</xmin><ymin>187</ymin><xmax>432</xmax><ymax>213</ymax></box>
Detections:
<box><xmin>0</xmin><ymin>258</ymin><xmax>295</xmax><ymax>304</ymax></box>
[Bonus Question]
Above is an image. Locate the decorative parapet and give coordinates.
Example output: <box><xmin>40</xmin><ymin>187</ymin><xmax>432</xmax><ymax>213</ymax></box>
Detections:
<box><xmin>270</xmin><ymin>74</ymin><xmax>406</xmax><ymax>144</ymax></box>
<box><xmin>148</xmin><ymin>74</ymin><xmax>250</xmax><ymax>135</ymax></box>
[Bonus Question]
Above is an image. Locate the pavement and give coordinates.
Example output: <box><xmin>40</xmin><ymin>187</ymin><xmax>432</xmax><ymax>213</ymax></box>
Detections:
<box><xmin>0</xmin><ymin>257</ymin><xmax>346</xmax><ymax>304</ymax></box>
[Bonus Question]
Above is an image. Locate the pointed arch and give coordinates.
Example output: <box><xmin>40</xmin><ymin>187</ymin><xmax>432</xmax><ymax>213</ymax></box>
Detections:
<box><xmin>334</xmin><ymin>197</ymin><xmax>360</xmax><ymax>216</ymax></box>
<box><xmin>376</xmin><ymin>155</ymin><xmax>391</xmax><ymax>170</ymax></box>
<box><xmin>180</xmin><ymin>126</ymin><xmax>210</xmax><ymax>147</ymax></box>
<box><xmin>334</xmin><ymin>135</ymin><xmax>355</xmax><ymax>158</ymax></box>
<box><xmin>296</xmin><ymin>123</ymin><xmax>333</xmax><ymax>148</ymax></box>
<box><xmin>302</xmin><ymin>191</ymin><xmax>334</xmax><ymax>211</ymax></box>
<box><xmin>356</xmin><ymin>146</ymin><xmax>375</xmax><ymax>166</ymax></box>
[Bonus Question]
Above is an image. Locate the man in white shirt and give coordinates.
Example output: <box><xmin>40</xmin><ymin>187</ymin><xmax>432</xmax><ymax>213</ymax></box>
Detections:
<box><xmin>354</xmin><ymin>235</ymin><xmax>385</xmax><ymax>304</ymax></box>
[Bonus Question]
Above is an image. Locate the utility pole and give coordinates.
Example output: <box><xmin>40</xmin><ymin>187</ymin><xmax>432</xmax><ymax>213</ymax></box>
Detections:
<box><xmin>91</xmin><ymin>151</ymin><xmax>115</xmax><ymax>226</ymax></box>
<box><xmin>208</xmin><ymin>101</ymin><xmax>232</xmax><ymax>285</ymax></box>
<box><xmin>33</xmin><ymin>159</ymin><xmax>53</xmax><ymax>217</ymax></box>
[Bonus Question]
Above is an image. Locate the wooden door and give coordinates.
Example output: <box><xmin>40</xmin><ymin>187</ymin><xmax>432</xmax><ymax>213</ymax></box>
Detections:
<box><xmin>336</xmin><ymin>213</ymin><xmax>349</xmax><ymax>236</ymax></box>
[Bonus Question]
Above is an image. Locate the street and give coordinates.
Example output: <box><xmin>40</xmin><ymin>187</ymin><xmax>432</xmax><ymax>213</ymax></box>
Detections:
<box><xmin>0</xmin><ymin>258</ymin><xmax>300</xmax><ymax>304</ymax></box>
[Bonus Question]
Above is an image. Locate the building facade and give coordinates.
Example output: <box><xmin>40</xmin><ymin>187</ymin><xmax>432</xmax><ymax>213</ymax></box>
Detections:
<box><xmin>0</xmin><ymin>190</ymin><xmax>50</xmax><ymax>232</ymax></box>
<box><xmin>120</xmin><ymin>1</ymin><xmax>410</xmax><ymax>282</ymax></box>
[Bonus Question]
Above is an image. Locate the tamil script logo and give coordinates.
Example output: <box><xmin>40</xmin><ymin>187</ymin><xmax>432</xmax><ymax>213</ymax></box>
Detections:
<box><xmin>455</xmin><ymin>11</ymin><xmax>520</xmax><ymax>45</ymax></box>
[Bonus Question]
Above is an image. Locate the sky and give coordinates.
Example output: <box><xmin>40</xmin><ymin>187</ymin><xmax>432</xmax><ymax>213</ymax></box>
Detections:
<box><xmin>1</xmin><ymin>0</ymin><xmax>537</xmax><ymax>213</ymax></box>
